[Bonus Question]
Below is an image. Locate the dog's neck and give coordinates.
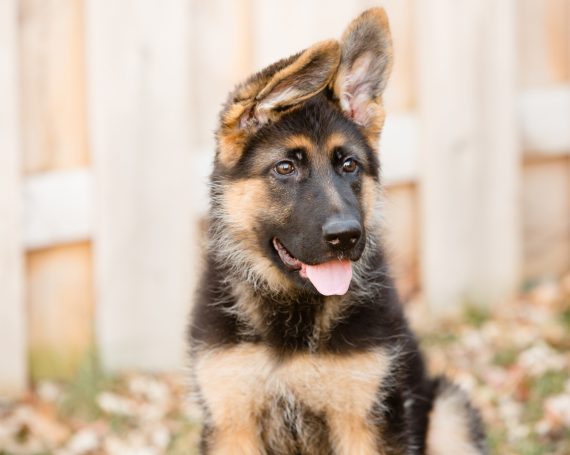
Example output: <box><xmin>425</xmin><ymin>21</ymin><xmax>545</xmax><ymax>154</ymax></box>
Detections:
<box><xmin>203</xmin><ymin>237</ymin><xmax>401</xmax><ymax>354</ymax></box>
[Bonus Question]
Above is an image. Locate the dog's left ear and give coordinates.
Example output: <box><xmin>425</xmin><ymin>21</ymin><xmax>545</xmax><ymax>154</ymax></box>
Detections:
<box><xmin>241</xmin><ymin>40</ymin><xmax>341</xmax><ymax>128</ymax></box>
<box><xmin>333</xmin><ymin>8</ymin><xmax>393</xmax><ymax>138</ymax></box>
<box><xmin>218</xmin><ymin>40</ymin><xmax>340</xmax><ymax>167</ymax></box>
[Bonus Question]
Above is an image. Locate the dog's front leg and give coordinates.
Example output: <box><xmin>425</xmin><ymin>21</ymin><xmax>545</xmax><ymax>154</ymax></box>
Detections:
<box><xmin>194</xmin><ymin>344</ymin><xmax>272</xmax><ymax>454</ymax></box>
<box><xmin>328</xmin><ymin>412</ymin><xmax>382</xmax><ymax>455</ymax></box>
<box><xmin>205</xmin><ymin>422</ymin><xmax>264</xmax><ymax>455</ymax></box>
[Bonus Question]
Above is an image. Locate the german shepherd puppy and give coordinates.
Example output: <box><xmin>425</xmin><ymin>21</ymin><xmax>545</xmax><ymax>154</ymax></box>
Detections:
<box><xmin>189</xmin><ymin>8</ymin><xmax>487</xmax><ymax>455</ymax></box>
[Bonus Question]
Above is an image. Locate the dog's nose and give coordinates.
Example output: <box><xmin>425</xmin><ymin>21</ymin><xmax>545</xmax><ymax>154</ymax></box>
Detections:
<box><xmin>322</xmin><ymin>218</ymin><xmax>362</xmax><ymax>250</ymax></box>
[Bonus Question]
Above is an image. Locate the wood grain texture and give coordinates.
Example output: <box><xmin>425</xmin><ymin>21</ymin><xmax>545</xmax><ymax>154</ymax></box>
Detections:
<box><xmin>0</xmin><ymin>0</ymin><xmax>27</xmax><ymax>396</ymax></box>
<box><xmin>416</xmin><ymin>0</ymin><xmax>521</xmax><ymax>312</ymax></box>
<box><xmin>19</xmin><ymin>0</ymin><xmax>94</xmax><ymax>381</ymax></box>
<box><xmin>518</xmin><ymin>0</ymin><xmax>570</xmax><ymax>87</ymax></box>
<box><xmin>87</xmin><ymin>0</ymin><xmax>196</xmax><ymax>371</ymax></box>
<box><xmin>522</xmin><ymin>156</ymin><xmax>570</xmax><ymax>280</ymax></box>
<box><xmin>191</xmin><ymin>0</ymin><xmax>254</xmax><ymax>149</ymax></box>
<box><xmin>19</xmin><ymin>0</ymin><xmax>89</xmax><ymax>173</ymax></box>
<box><xmin>27</xmin><ymin>243</ymin><xmax>94</xmax><ymax>380</ymax></box>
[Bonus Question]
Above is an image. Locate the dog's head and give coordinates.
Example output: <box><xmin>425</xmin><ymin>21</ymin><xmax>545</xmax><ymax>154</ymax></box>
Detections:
<box><xmin>210</xmin><ymin>8</ymin><xmax>392</xmax><ymax>296</ymax></box>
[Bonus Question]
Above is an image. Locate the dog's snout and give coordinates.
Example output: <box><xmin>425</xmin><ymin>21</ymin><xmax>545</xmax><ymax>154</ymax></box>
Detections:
<box><xmin>322</xmin><ymin>218</ymin><xmax>362</xmax><ymax>250</ymax></box>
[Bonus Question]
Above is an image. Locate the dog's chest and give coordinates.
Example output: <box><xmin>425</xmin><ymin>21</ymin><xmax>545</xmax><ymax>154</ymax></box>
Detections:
<box><xmin>195</xmin><ymin>343</ymin><xmax>392</xmax><ymax>452</ymax></box>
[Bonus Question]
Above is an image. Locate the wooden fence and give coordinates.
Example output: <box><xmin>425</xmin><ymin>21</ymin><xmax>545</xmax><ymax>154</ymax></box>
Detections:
<box><xmin>1</xmin><ymin>0</ymin><xmax>569</xmax><ymax>395</ymax></box>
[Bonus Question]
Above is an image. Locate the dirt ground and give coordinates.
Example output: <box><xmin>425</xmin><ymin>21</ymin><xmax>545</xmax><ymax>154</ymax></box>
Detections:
<box><xmin>1</xmin><ymin>273</ymin><xmax>569</xmax><ymax>455</ymax></box>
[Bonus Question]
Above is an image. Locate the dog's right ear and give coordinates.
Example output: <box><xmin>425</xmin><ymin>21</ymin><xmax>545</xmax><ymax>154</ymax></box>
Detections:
<box><xmin>333</xmin><ymin>8</ymin><xmax>393</xmax><ymax>143</ymax></box>
<box><xmin>217</xmin><ymin>40</ymin><xmax>340</xmax><ymax>167</ymax></box>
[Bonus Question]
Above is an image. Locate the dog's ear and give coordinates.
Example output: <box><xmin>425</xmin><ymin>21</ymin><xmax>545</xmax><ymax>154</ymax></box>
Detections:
<box><xmin>333</xmin><ymin>8</ymin><xmax>393</xmax><ymax>140</ymax></box>
<box><xmin>244</xmin><ymin>40</ymin><xmax>340</xmax><ymax>127</ymax></box>
<box><xmin>218</xmin><ymin>40</ymin><xmax>340</xmax><ymax>166</ymax></box>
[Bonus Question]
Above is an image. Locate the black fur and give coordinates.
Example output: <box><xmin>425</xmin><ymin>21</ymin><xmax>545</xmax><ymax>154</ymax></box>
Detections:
<box><xmin>188</xmin><ymin>8</ymin><xmax>487</xmax><ymax>454</ymax></box>
<box><xmin>189</xmin><ymin>96</ymin><xmax>487</xmax><ymax>455</ymax></box>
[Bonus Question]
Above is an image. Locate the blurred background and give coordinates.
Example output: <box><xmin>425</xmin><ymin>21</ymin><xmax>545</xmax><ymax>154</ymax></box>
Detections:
<box><xmin>0</xmin><ymin>0</ymin><xmax>569</xmax><ymax>453</ymax></box>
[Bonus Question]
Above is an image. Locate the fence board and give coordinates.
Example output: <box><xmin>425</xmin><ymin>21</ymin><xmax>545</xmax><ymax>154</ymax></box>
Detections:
<box><xmin>87</xmin><ymin>0</ymin><xmax>195</xmax><ymax>371</ymax></box>
<box><xmin>416</xmin><ymin>0</ymin><xmax>521</xmax><ymax>312</ymax></box>
<box><xmin>191</xmin><ymin>0</ymin><xmax>253</xmax><ymax>150</ymax></box>
<box><xmin>0</xmin><ymin>0</ymin><xmax>27</xmax><ymax>395</ymax></box>
<box><xmin>523</xmin><ymin>157</ymin><xmax>570</xmax><ymax>280</ymax></box>
<box><xmin>518</xmin><ymin>0</ymin><xmax>570</xmax><ymax>87</ymax></box>
<box><xmin>19</xmin><ymin>0</ymin><xmax>90</xmax><ymax>173</ymax></box>
<box><xmin>28</xmin><ymin>243</ymin><xmax>94</xmax><ymax>380</ymax></box>
<box><xmin>19</xmin><ymin>0</ymin><xmax>94</xmax><ymax>380</ymax></box>
<box><xmin>252</xmin><ymin>0</ymin><xmax>362</xmax><ymax>70</ymax></box>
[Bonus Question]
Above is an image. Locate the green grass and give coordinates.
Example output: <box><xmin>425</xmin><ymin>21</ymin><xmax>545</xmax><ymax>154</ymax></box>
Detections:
<box><xmin>420</xmin><ymin>331</ymin><xmax>458</xmax><ymax>347</ymax></box>
<box><xmin>463</xmin><ymin>304</ymin><xmax>492</xmax><ymax>328</ymax></box>
<box><xmin>560</xmin><ymin>308</ymin><xmax>570</xmax><ymax>330</ymax></box>
<box><xmin>57</xmin><ymin>349</ymin><xmax>110</xmax><ymax>421</ymax></box>
<box><xmin>492</xmin><ymin>346</ymin><xmax>519</xmax><ymax>367</ymax></box>
<box><xmin>523</xmin><ymin>370</ymin><xmax>567</xmax><ymax>425</ymax></box>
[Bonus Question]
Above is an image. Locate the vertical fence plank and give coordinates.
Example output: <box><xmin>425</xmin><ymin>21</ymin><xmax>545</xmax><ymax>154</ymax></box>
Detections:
<box><xmin>523</xmin><ymin>156</ymin><xmax>570</xmax><ymax>279</ymax></box>
<box><xmin>416</xmin><ymin>0</ymin><xmax>521</xmax><ymax>312</ymax></box>
<box><xmin>19</xmin><ymin>0</ymin><xmax>90</xmax><ymax>174</ymax></box>
<box><xmin>87</xmin><ymin>0</ymin><xmax>195</xmax><ymax>371</ymax></box>
<box><xmin>518</xmin><ymin>0</ymin><xmax>570</xmax><ymax>87</ymax></box>
<box><xmin>0</xmin><ymin>0</ymin><xmax>27</xmax><ymax>395</ymax></box>
<box><xmin>19</xmin><ymin>0</ymin><xmax>94</xmax><ymax>381</ymax></box>
<box><xmin>27</xmin><ymin>243</ymin><xmax>94</xmax><ymax>379</ymax></box>
<box><xmin>191</xmin><ymin>0</ymin><xmax>253</xmax><ymax>151</ymax></box>
<box><xmin>252</xmin><ymin>0</ymin><xmax>364</xmax><ymax>71</ymax></box>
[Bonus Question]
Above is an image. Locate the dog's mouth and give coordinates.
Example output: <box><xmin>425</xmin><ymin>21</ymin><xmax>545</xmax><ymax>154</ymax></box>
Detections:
<box><xmin>273</xmin><ymin>238</ymin><xmax>304</xmax><ymax>271</ymax></box>
<box><xmin>272</xmin><ymin>238</ymin><xmax>352</xmax><ymax>296</ymax></box>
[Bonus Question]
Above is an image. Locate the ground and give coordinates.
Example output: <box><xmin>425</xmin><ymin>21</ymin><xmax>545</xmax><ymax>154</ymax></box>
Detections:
<box><xmin>1</xmin><ymin>273</ymin><xmax>569</xmax><ymax>455</ymax></box>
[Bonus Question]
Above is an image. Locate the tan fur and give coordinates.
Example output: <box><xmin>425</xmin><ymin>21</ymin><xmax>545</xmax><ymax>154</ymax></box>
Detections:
<box><xmin>325</xmin><ymin>132</ymin><xmax>348</xmax><ymax>153</ymax></box>
<box><xmin>426</xmin><ymin>388</ymin><xmax>482</xmax><ymax>455</ymax></box>
<box><xmin>282</xmin><ymin>351</ymin><xmax>390</xmax><ymax>455</ymax></box>
<box><xmin>361</xmin><ymin>175</ymin><xmax>381</xmax><ymax>229</ymax></box>
<box><xmin>229</xmin><ymin>284</ymin><xmax>267</xmax><ymax>336</ymax></box>
<box><xmin>218</xmin><ymin>102</ymin><xmax>253</xmax><ymax>168</ymax></box>
<box><xmin>283</xmin><ymin>134</ymin><xmax>316</xmax><ymax>155</ymax></box>
<box><xmin>195</xmin><ymin>345</ymin><xmax>272</xmax><ymax>454</ymax></box>
<box><xmin>221</xmin><ymin>178</ymin><xmax>268</xmax><ymax>233</ymax></box>
<box><xmin>195</xmin><ymin>343</ymin><xmax>393</xmax><ymax>453</ymax></box>
<box><xmin>328</xmin><ymin>414</ymin><xmax>383</xmax><ymax>455</ymax></box>
<box><xmin>256</xmin><ymin>40</ymin><xmax>340</xmax><ymax>114</ymax></box>
<box><xmin>217</xmin><ymin>41</ymin><xmax>340</xmax><ymax>168</ymax></box>
<box><xmin>216</xmin><ymin>179</ymin><xmax>293</xmax><ymax>292</ymax></box>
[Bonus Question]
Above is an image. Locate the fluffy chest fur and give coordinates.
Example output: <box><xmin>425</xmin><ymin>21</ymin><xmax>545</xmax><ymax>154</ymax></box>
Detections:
<box><xmin>194</xmin><ymin>344</ymin><xmax>399</xmax><ymax>454</ymax></box>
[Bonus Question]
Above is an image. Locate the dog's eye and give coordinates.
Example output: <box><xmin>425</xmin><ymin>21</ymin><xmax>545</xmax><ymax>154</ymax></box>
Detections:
<box><xmin>342</xmin><ymin>158</ymin><xmax>358</xmax><ymax>173</ymax></box>
<box><xmin>275</xmin><ymin>160</ymin><xmax>295</xmax><ymax>176</ymax></box>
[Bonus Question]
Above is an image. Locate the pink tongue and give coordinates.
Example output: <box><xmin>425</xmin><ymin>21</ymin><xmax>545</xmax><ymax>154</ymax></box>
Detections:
<box><xmin>302</xmin><ymin>260</ymin><xmax>353</xmax><ymax>296</ymax></box>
